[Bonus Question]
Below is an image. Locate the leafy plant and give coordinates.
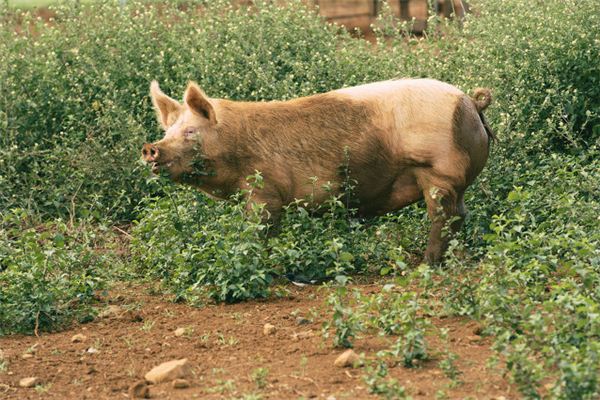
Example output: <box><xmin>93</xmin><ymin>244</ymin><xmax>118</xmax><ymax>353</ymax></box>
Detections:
<box><xmin>0</xmin><ymin>210</ymin><xmax>108</xmax><ymax>335</ymax></box>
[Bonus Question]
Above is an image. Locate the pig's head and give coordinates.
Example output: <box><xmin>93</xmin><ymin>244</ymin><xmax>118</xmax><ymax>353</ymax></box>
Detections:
<box><xmin>142</xmin><ymin>81</ymin><xmax>217</xmax><ymax>181</ymax></box>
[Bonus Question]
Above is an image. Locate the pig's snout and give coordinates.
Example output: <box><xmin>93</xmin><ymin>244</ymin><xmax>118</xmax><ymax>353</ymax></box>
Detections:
<box><xmin>142</xmin><ymin>143</ymin><xmax>160</xmax><ymax>163</ymax></box>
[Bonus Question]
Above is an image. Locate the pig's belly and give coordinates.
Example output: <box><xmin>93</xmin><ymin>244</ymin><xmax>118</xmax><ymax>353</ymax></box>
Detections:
<box><xmin>357</xmin><ymin>169</ymin><xmax>423</xmax><ymax>216</ymax></box>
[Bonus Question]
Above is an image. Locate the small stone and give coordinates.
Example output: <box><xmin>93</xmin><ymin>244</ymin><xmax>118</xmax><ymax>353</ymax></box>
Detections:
<box><xmin>491</xmin><ymin>397</ymin><xmax>507</xmax><ymax>400</ymax></box>
<box><xmin>174</xmin><ymin>328</ymin><xmax>186</xmax><ymax>337</ymax></box>
<box><xmin>86</xmin><ymin>347</ymin><xmax>99</xmax><ymax>354</ymax></box>
<box><xmin>263</xmin><ymin>323</ymin><xmax>276</xmax><ymax>336</ymax></box>
<box><xmin>128</xmin><ymin>380</ymin><xmax>149</xmax><ymax>399</ymax></box>
<box><xmin>21</xmin><ymin>353</ymin><xmax>33</xmax><ymax>359</ymax></box>
<box><xmin>334</xmin><ymin>349</ymin><xmax>360</xmax><ymax>368</ymax></box>
<box><xmin>326</xmin><ymin>396</ymin><xmax>337</xmax><ymax>400</ymax></box>
<box><xmin>144</xmin><ymin>358</ymin><xmax>191</xmax><ymax>384</ymax></box>
<box><xmin>172</xmin><ymin>379</ymin><xmax>190</xmax><ymax>389</ymax></box>
<box><xmin>71</xmin><ymin>334</ymin><xmax>87</xmax><ymax>343</ymax></box>
<box><xmin>19</xmin><ymin>377</ymin><xmax>41</xmax><ymax>388</ymax></box>
<box><xmin>296</xmin><ymin>317</ymin><xmax>311</xmax><ymax>325</ymax></box>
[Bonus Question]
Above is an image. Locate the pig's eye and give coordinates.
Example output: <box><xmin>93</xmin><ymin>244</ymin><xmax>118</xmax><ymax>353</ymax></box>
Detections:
<box><xmin>183</xmin><ymin>127</ymin><xmax>197</xmax><ymax>138</ymax></box>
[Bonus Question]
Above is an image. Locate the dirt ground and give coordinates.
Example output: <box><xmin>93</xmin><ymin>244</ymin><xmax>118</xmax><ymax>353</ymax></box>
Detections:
<box><xmin>0</xmin><ymin>282</ymin><xmax>514</xmax><ymax>399</ymax></box>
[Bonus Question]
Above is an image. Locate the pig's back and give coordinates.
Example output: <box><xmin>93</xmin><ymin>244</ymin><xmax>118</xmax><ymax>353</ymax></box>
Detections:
<box><xmin>336</xmin><ymin>79</ymin><xmax>466</xmax><ymax>164</ymax></box>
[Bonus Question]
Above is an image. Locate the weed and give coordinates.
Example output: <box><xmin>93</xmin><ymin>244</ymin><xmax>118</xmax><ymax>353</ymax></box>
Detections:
<box><xmin>250</xmin><ymin>367</ymin><xmax>269</xmax><ymax>389</ymax></box>
<box><xmin>363</xmin><ymin>361</ymin><xmax>411</xmax><ymax>400</ymax></box>
<box><xmin>140</xmin><ymin>320</ymin><xmax>155</xmax><ymax>332</ymax></box>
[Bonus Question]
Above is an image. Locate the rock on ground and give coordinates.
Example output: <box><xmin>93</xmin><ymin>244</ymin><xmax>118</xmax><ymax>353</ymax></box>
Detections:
<box><xmin>334</xmin><ymin>349</ymin><xmax>360</xmax><ymax>368</ymax></box>
<box><xmin>144</xmin><ymin>358</ymin><xmax>192</xmax><ymax>384</ymax></box>
<box><xmin>174</xmin><ymin>328</ymin><xmax>186</xmax><ymax>337</ymax></box>
<box><xmin>19</xmin><ymin>377</ymin><xmax>41</xmax><ymax>388</ymax></box>
<box><xmin>263</xmin><ymin>323</ymin><xmax>276</xmax><ymax>336</ymax></box>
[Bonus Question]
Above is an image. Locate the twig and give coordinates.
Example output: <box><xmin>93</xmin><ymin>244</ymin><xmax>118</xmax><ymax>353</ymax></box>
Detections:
<box><xmin>288</xmin><ymin>374</ymin><xmax>317</xmax><ymax>386</ymax></box>
<box><xmin>69</xmin><ymin>182</ymin><xmax>84</xmax><ymax>228</ymax></box>
<box><xmin>34</xmin><ymin>310</ymin><xmax>40</xmax><ymax>337</ymax></box>
<box><xmin>113</xmin><ymin>226</ymin><xmax>133</xmax><ymax>238</ymax></box>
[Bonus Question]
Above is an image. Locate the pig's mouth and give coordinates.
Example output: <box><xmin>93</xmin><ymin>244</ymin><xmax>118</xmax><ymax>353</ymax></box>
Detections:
<box><xmin>150</xmin><ymin>160</ymin><xmax>175</xmax><ymax>174</ymax></box>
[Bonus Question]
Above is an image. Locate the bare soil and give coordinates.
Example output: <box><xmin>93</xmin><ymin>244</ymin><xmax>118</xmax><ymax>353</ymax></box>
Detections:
<box><xmin>0</xmin><ymin>282</ymin><xmax>513</xmax><ymax>399</ymax></box>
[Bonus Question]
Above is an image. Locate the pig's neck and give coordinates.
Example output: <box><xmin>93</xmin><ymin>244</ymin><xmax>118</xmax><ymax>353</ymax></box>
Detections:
<box><xmin>191</xmin><ymin>127</ymin><xmax>244</xmax><ymax>200</ymax></box>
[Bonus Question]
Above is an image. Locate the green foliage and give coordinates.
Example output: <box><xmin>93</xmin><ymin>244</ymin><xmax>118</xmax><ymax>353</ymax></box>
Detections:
<box><xmin>321</xmin><ymin>273</ymin><xmax>431</xmax><ymax>368</ymax></box>
<box><xmin>131</xmin><ymin>178</ymin><xmax>273</xmax><ymax>303</ymax></box>
<box><xmin>363</xmin><ymin>361</ymin><xmax>412</xmax><ymax>400</ymax></box>
<box><xmin>431</xmin><ymin>149</ymin><xmax>599</xmax><ymax>398</ymax></box>
<box><xmin>322</xmin><ymin>284</ymin><xmax>365</xmax><ymax>348</ymax></box>
<box><xmin>0</xmin><ymin>211</ymin><xmax>108</xmax><ymax>335</ymax></box>
<box><xmin>131</xmin><ymin>176</ymin><xmax>392</xmax><ymax>303</ymax></box>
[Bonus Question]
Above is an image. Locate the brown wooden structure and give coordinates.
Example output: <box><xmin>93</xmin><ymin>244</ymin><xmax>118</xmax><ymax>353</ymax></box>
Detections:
<box><xmin>311</xmin><ymin>0</ymin><xmax>467</xmax><ymax>35</ymax></box>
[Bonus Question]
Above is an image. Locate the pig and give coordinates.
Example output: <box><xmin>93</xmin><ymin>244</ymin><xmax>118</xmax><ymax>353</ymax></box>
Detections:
<box><xmin>142</xmin><ymin>79</ymin><xmax>493</xmax><ymax>264</ymax></box>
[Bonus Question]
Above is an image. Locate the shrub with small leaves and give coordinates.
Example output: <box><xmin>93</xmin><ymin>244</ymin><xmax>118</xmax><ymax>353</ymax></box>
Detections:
<box><xmin>0</xmin><ymin>211</ymin><xmax>108</xmax><ymax>335</ymax></box>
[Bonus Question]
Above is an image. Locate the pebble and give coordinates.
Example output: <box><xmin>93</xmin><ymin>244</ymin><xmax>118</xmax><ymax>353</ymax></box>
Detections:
<box><xmin>144</xmin><ymin>358</ymin><xmax>191</xmax><ymax>384</ymax></box>
<box><xmin>263</xmin><ymin>323</ymin><xmax>276</xmax><ymax>336</ymax></box>
<box><xmin>21</xmin><ymin>354</ymin><xmax>33</xmax><ymax>359</ymax></box>
<box><xmin>174</xmin><ymin>328</ymin><xmax>186</xmax><ymax>337</ymax></box>
<box><xmin>334</xmin><ymin>349</ymin><xmax>360</xmax><ymax>368</ymax></box>
<box><xmin>172</xmin><ymin>379</ymin><xmax>190</xmax><ymax>389</ymax></box>
<box><xmin>71</xmin><ymin>334</ymin><xmax>87</xmax><ymax>343</ymax></box>
<box><xmin>128</xmin><ymin>380</ymin><xmax>149</xmax><ymax>399</ymax></box>
<box><xmin>86</xmin><ymin>347</ymin><xmax>99</xmax><ymax>354</ymax></box>
<box><xmin>19</xmin><ymin>377</ymin><xmax>41</xmax><ymax>388</ymax></box>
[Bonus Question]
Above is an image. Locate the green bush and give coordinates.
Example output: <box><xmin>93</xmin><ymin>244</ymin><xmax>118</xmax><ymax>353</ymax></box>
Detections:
<box><xmin>131</xmin><ymin>176</ymin><xmax>394</xmax><ymax>303</ymax></box>
<box><xmin>131</xmin><ymin>183</ymin><xmax>272</xmax><ymax>303</ymax></box>
<box><xmin>0</xmin><ymin>211</ymin><xmax>108</xmax><ymax>335</ymax></box>
<box><xmin>433</xmin><ymin>149</ymin><xmax>599</xmax><ymax>398</ymax></box>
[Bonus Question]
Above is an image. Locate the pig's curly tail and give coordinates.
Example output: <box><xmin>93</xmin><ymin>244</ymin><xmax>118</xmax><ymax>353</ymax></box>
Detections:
<box><xmin>471</xmin><ymin>88</ymin><xmax>492</xmax><ymax>112</ymax></box>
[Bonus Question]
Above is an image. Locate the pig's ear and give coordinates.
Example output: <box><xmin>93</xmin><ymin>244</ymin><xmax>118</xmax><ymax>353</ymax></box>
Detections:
<box><xmin>184</xmin><ymin>82</ymin><xmax>217</xmax><ymax>125</ymax></box>
<box><xmin>150</xmin><ymin>81</ymin><xmax>181</xmax><ymax>130</ymax></box>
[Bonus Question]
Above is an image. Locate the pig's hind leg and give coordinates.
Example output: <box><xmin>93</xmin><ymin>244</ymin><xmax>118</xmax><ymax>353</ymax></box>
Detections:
<box><xmin>418</xmin><ymin>174</ymin><xmax>467</xmax><ymax>265</ymax></box>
